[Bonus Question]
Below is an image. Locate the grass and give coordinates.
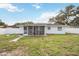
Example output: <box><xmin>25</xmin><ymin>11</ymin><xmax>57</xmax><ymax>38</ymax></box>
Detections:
<box><xmin>17</xmin><ymin>34</ymin><xmax>79</xmax><ymax>56</ymax></box>
<box><xmin>0</xmin><ymin>34</ymin><xmax>79</xmax><ymax>56</ymax></box>
<box><xmin>0</xmin><ymin>34</ymin><xmax>19</xmax><ymax>53</ymax></box>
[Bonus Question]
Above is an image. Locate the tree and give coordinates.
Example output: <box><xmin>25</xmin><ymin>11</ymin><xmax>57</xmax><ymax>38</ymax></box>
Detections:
<box><xmin>69</xmin><ymin>6</ymin><xmax>79</xmax><ymax>26</ymax></box>
<box><xmin>0</xmin><ymin>19</ymin><xmax>6</xmax><ymax>26</ymax></box>
<box><xmin>49</xmin><ymin>5</ymin><xmax>76</xmax><ymax>25</ymax></box>
<box><xmin>14</xmin><ymin>21</ymin><xmax>34</xmax><ymax>27</ymax></box>
<box><xmin>65</xmin><ymin>5</ymin><xmax>75</xmax><ymax>15</ymax></box>
<box><xmin>69</xmin><ymin>17</ymin><xmax>79</xmax><ymax>26</ymax></box>
<box><xmin>24</xmin><ymin>22</ymin><xmax>33</xmax><ymax>24</ymax></box>
<box><xmin>48</xmin><ymin>17</ymin><xmax>55</xmax><ymax>23</ymax></box>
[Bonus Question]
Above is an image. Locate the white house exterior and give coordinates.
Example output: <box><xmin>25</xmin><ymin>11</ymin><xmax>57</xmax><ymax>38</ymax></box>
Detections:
<box><xmin>15</xmin><ymin>23</ymin><xmax>70</xmax><ymax>36</ymax></box>
<box><xmin>0</xmin><ymin>23</ymin><xmax>79</xmax><ymax>35</ymax></box>
<box><xmin>45</xmin><ymin>24</ymin><xmax>66</xmax><ymax>34</ymax></box>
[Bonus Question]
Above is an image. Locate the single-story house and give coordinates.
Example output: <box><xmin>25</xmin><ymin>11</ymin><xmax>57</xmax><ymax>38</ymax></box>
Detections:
<box><xmin>0</xmin><ymin>23</ymin><xmax>79</xmax><ymax>35</ymax></box>
<box><xmin>15</xmin><ymin>23</ymin><xmax>68</xmax><ymax>36</ymax></box>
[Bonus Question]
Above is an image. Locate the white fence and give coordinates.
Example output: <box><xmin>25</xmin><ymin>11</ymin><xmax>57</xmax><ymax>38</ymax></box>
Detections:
<box><xmin>0</xmin><ymin>28</ymin><xmax>24</xmax><ymax>34</ymax></box>
<box><xmin>65</xmin><ymin>27</ymin><xmax>79</xmax><ymax>34</ymax></box>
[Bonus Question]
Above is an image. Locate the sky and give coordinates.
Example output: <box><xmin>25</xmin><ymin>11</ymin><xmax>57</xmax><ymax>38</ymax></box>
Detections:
<box><xmin>0</xmin><ymin>3</ymin><xmax>79</xmax><ymax>25</ymax></box>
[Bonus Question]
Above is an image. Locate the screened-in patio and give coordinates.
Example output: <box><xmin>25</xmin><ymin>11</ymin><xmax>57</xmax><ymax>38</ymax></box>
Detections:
<box><xmin>24</xmin><ymin>26</ymin><xmax>45</xmax><ymax>35</ymax></box>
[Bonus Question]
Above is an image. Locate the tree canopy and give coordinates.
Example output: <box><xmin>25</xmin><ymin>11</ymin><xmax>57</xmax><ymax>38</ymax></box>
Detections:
<box><xmin>0</xmin><ymin>19</ymin><xmax>6</xmax><ymax>26</ymax></box>
<box><xmin>49</xmin><ymin>4</ymin><xmax>79</xmax><ymax>26</ymax></box>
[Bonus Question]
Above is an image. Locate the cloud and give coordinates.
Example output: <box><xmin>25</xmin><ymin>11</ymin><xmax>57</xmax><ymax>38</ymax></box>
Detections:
<box><xmin>6</xmin><ymin>11</ymin><xmax>58</xmax><ymax>25</ymax></box>
<box><xmin>18</xmin><ymin>11</ymin><xmax>58</xmax><ymax>24</ymax></box>
<box><xmin>0</xmin><ymin>3</ymin><xmax>23</xmax><ymax>12</ymax></box>
<box><xmin>34</xmin><ymin>11</ymin><xmax>58</xmax><ymax>23</ymax></box>
<box><xmin>32</xmin><ymin>4</ymin><xmax>41</xmax><ymax>9</ymax></box>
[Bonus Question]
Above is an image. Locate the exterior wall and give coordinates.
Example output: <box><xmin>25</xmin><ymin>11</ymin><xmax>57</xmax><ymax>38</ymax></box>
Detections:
<box><xmin>46</xmin><ymin>26</ymin><xmax>66</xmax><ymax>34</ymax></box>
<box><xmin>20</xmin><ymin>25</ymin><xmax>79</xmax><ymax>35</ymax></box>
<box><xmin>1</xmin><ymin>26</ymin><xmax>79</xmax><ymax>35</ymax></box>
<box><xmin>0</xmin><ymin>27</ymin><xmax>24</xmax><ymax>34</ymax></box>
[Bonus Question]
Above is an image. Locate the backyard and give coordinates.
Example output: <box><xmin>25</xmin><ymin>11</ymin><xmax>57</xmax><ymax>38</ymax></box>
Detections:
<box><xmin>0</xmin><ymin>34</ymin><xmax>79</xmax><ymax>56</ymax></box>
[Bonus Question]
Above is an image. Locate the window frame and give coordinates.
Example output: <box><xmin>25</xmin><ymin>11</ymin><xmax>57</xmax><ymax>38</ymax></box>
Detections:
<box><xmin>57</xmin><ymin>27</ymin><xmax>62</xmax><ymax>31</ymax></box>
<box><xmin>48</xmin><ymin>27</ymin><xmax>51</xmax><ymax>30</ymax></box>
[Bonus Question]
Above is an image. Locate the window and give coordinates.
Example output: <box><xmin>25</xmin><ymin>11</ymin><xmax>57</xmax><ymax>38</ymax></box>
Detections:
<box><xmin>48</xmin><ymin>27</ymin><xmax>51</xmax><ymax>30</ymax></box>
<box><xmin>58</xmin><ymin>27</ymin><xmax>62</xmax><ymax>31</ymax></box>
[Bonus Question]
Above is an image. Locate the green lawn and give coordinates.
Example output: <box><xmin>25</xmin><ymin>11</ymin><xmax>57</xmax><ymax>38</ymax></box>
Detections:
<box><xmin>0</xmin><ymin>34</ymin><xmax>19</xmax><ymax>53</ymax></box>
<box><xmin>0</xmin><ymin>34</ymin><xmax>79</xmax><ymax>56</ymax></box>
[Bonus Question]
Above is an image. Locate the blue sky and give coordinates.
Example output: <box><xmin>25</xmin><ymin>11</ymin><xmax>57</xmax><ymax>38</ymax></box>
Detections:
<box><xmin>0</xmin><ymin>3</ymin><xmax>79</xmax><ymax>25</ymax></box>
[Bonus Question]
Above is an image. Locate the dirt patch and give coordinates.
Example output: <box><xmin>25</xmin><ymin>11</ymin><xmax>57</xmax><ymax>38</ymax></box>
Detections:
<box><xmin>0</xmin><ymin>47</ymin><xmax>28</xmax><ymax>56</ymax></box>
